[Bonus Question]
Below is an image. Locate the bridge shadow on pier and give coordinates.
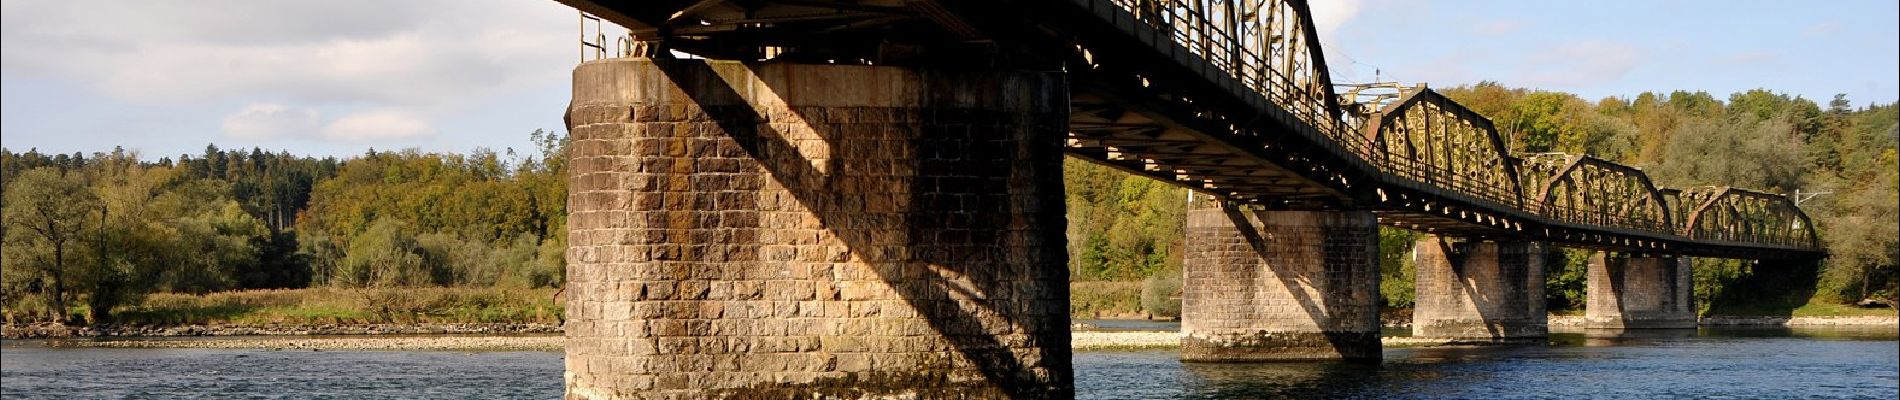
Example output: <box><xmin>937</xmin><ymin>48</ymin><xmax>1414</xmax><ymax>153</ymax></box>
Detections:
<box><xmin>1221</xmin><ymin>207</ymin><xmax>1379</xmax><ymax>361</ymax></box>
<box><xmin>1431</xmin><ymin>238</ymin><xmax>1515</xmax><ymax>340</ymax></box>
<box><xmin>655</xmin><ymin>59</ymin><xmax>1070</xmax><ymax>398</ymax></box>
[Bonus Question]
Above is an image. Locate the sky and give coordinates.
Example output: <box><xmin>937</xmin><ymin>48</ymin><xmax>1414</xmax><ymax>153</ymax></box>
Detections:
<box><xmin>2</xmin><ymin>0</ymin><xmax>1896</xmax><ymax>159</ymax></box>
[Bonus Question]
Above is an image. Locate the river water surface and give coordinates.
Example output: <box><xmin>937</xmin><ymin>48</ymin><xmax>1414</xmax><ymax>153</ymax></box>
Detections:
<box><xmin>3</xmin><ymin>328</ymin><xmax>1894</xmax><ymax>399</ymax></box>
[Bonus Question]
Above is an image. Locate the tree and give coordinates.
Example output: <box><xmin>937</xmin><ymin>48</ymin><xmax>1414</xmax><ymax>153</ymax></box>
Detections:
<box><xmin>1061</xmin><ymin>158</ymin><xmax>1186</xmax><ymax>281</ymax></box>
<box><xmin>336</xmin><ymin>218</ymin><xmax>430</xmax><ymax>287</ymax></box>
<box><xmin>1139</xmin><ymin>266</ymin><xmax>1182</xmax><ymax>318</ymax></box>
<box><xmin>1377</xmin><ymin>228</ymin><xmax>1421</xmax><ymax>308</ymax></box>
<box><xmin>1808</xmin><ymin>103</ymin><xmax>1900</xmax><ymax>302</ymax></box>
<box><xmin>84</xmin><ymin>157</ymin><xmax>168</xmax><ymax>321</ymax></box>
<box><xmin>1650</xmin><ymin>114</ymin><xmax>1806</xmax><ymax>192</ymax></box>
<box><xmin>1546</xmin><ymin>249</ymin><xmax>1591</xmax><ymax>311</ymax></box>
<box><xmin>1503</xmin><ymin>91</ymin><xmax>1587</xmax><ymax>153</ymax></box>
<box><xmin>2</xmin><ymin>168</ymin><xmax>101</xmax><ymax>321</ymax></box>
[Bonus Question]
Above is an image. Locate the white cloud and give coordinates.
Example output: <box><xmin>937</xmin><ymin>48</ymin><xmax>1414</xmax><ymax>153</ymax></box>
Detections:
<box><xmin>321</xmin><ymin>109</ymin><xmax>435</xmax><ymax>141</ymax></box>
<box><xmin>1</xmin><ymin>1</ymin><xmax>572</xmax><ymax>105</ymax></box>
<box><xmin>222</xmin><ymin>103</ymin><xmax>319</xmax><ymax>139</ymax></box>
<box><xmin>0</xmin><ymin>0</ymin><xmax>573</xmax><ymax>145</ymax></box>
<box><xmin>1307</xmin><ymin>0</ymin><xmax>1362</xmax><ymax>39</ymax></box>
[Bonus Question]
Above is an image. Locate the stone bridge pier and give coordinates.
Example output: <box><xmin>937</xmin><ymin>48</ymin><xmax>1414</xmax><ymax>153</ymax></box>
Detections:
<box><xmin>1411</xmin><ymin>236</ymin><xmax>1548</xmax><ymax>340</ymax></box>
<box><xmin>1585</xmin><ymin>253</ymin><xmax>1696</xmax><ymax>330</ymax></box>
<box><xmin>1179</xmin><ymin>200</ymin><xmax>1382</xmax><ymax>362</ymax></box>
<box><xmin>563</xmin><ymin>59</ymin><xmax>1072</xmax><ymax>399</ymax></box>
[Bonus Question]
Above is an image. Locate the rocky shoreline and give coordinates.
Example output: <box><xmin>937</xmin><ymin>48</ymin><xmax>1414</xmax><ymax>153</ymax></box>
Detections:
<box><xmin>36</xmin><ymin>331</ymin><xmax>1499</xmax><ymax>351</ymax></box>
<box><xmin>1696</xmin><ymin>316</ymin><xmax>1899</xmax><ymax>327</ymax></box>
<box><xmin>56</xmin><ymin>335</ymin><xmax>566</xmax><ymax>352</ymax></box>
<box><xmin>6</xmin><ymin>315</ymin><xmax>1890</xmax><ymax>351</ymax></box>
<box><xmin>2</xmin><ymin>322</ymin><xmax>561</xmax><ymax>339</ymax></box>
<box><xmin>1545</xmin><ymin>315</ymin><xmax>1898</xmax><ymax>328</ymax></box>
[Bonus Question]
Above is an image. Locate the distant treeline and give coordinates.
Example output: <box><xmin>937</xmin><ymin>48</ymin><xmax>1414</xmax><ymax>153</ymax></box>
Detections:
<box><xmin>1</xmin><ymin>86</ymin><xmax>1894</xmax><ymax>324</ymax></box>
<box><xmin>2</xmin><ymin>131</ymin><xmax>567</xmax><ymax>323</ymax></box>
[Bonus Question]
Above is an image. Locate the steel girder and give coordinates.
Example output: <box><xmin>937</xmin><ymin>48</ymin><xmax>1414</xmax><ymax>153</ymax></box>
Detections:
<box><xmin>1666</xmin><ymin>187</ymin><xmax>1820</xmax><ymax>249</ymax></box>
<box><xmin>1520</xmin><ymin>153</ymin><xmax>1673</xmax><ymax>235</ymax></box>
<box><xmin>1352</xmin><ymin>86</ymin><xmax>1524</xmax><ymax>209</ymax></box>
<box><xmin>1056</xmin><ymin>0</ymin><xmax>1371</xmax><ymax>207</ymax></box>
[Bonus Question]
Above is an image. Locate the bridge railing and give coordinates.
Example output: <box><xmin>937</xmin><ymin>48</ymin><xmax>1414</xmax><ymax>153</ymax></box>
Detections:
<box><xmin>1374</xmin><ymin>152</ymin><xmax>1523</xmax><ymax>210</ymax></box>
<box><xmin>1533</xmin><ymin>202</ymin><xmax>1675</xmax><ymax>235</ymax></box>
<box><xmin>578</xmin><ymin>12</ymin><xmax>640</xmax><ymax>62</ymax></box>
<box><xmin>1104</xmin><ymin>0</ymin><xmax>1365</xmax><ymax>149</ymax></box>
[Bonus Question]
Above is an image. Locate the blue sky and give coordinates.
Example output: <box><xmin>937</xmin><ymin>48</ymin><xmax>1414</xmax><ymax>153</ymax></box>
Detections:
<box><xmin>3</xmin><ymin>0</ymin><xmax>1896</xmax><ymax>159</ymax></box>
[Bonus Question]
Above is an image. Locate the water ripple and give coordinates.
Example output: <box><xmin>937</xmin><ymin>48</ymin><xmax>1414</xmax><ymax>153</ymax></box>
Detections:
<box><xmin>4</xmin><ymin>329</ymin><xmax>1893</xmax><ymax>399</ymax></box>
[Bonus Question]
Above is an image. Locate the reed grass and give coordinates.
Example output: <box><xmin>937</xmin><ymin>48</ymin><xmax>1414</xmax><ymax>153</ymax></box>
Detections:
<box><xmin>111</xmin><ymin>287</ymin><xmax>563</xmax><ymax>325</ymax></box>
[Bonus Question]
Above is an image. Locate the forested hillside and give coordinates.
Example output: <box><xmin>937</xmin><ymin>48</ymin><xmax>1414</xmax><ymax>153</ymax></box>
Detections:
<box><xmin>1</xmin><ymin>131</ymin><xmax>567</xmax><ymax>322</ymax></box>
<box><xmin>1</xmin><ymin>86</ymin><xmax>1893</xmax><ymax>325</ymax></box>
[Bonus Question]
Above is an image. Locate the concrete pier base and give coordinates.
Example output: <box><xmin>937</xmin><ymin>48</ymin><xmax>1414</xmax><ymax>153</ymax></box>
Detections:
<box><xmin>1412</xmin><ymin>237</ymin><xmax>1548</xmax><ymax>340</ymax></box>
<box><xmin>1585</xmin><ymin>253</ymin><xmax>1696</xmax><ymax>330</ymax></box>
<box><xmin>563</xmin><ymin>59</ymin><xmax>1072</xmax><ymax>399</ymax></box>
<box><xmin>1179</xmin><ymin>201</ymin><xmax>1381</xmax><ymax>362</ymax></box>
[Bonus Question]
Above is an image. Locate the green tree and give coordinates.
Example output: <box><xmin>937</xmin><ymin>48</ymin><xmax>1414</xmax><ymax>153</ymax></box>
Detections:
<box><xmin>299</xmin><ymin>233</ymin><xmax>346</xmax><ymax>286</ymax></box>
<box><xmin>83</xmin><ymin>159</ymin><xmax>167</xmax><ymax>321</ymax></box>
<box><xmin>1807</xmin><ymin>110</ymin><xmax>1899</xmax><ymax>302</ymax></box>
<box><xmin>335</xmin><ymin>218</ymin><xmax>430</xmax><ymax>287</ymax></box>
<box><xmin>1377</xmin><ymin>228</ymin><xmax>1420</xmax><ymax>308</ymax></box>
<box><xmin>1545</xmin><ymin>249</ymin><xmax>1591</xmax><ymax>311</ymax></box>
<box><xmin>1140</xmin><ymin>266</ymin><xmax>1182</xmax><ymax>318</ymax></box>
<box><xmin>1650</xmin><ymin>114</ymin><xmax>1806</xmax><ymax>192</ymax></box>
<box><xmin>1503</xmin><ymin>91</ymin><xmax>1587</xmax><ymax>153</ymax></box>
<box><xmin>2</xmin><ymin>168</ymin><xmax>101</xmax><ymax>321</ymax></box>
<box><xmin>1062</xmin><ymin>158</ymin><xmax>1186</xmax><ymax>281</ymax></box>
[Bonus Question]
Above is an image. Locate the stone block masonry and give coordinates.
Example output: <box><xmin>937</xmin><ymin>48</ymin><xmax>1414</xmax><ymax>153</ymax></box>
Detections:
<box><xmin>1179</xmin><ymin>200</ymin><xmax>1381</xmax><ymax>361</ymax></box>
<box><xmin>564</xmin><ymin>59</ymin><xmax>1071</xmax><ymax>399</ymax></box>
<box><xmin>1586</xmin><ymin>253</ymin><xmax>1695</xmax><ymax>330</ymax></box>
<box><xmin>1412</xmin><ymin>236</ymin><xmax>1547</xmax><ymax>340</ymax></box>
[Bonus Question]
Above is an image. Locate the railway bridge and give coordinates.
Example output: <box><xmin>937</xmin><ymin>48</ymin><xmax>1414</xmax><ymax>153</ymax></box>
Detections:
<box><xmin>550</xmin><ymin>0</ymin><xmax>1825</xmax><ymax>397</ymax></box>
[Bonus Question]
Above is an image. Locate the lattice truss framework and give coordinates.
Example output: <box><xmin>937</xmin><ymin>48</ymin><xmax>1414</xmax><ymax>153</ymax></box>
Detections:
<box><xmin>1518</xmin><ymin>153</ymin><xmax>1673</xmax><ymax>234</ymax></box>
<box><xmin>1065</xmin><ymin>0</ymin><xmax>1359</xmax><ymax>204</ymax></box>
<box><xmin>1109</xmin><ymin>0</ymin><xmax>1342</xmax><ymax>136</ymax></box>
<box><xmin>1667</xmin><ymin>187</ymin><xmax>1819</xmax><ymax>248</ymax></box>
<box><xmin>560</xmin><ymin>0</ymin><xmax>1826</xmax><ymax>255</ymax></box>
<box><xmin>1348</xmin><ymin>85</ymin><xmax>1523</xmax><ymax>208</ymax></box>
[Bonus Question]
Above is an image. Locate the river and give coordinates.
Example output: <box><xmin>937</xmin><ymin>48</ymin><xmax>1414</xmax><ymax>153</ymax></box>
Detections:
<box><xmin>3</xmin><ymin>327</ymin><xmax>1894</xmax><ymax>399</ymax></box>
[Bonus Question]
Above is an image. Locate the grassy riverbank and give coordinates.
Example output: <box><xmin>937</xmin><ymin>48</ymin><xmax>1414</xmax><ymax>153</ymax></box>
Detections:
<box><xmin>14</xmin><ymin>286</ymin><xmax>1886</xmax><ymax>331</ymax></box>
<box><xmin>1708</xmin><ymin>301</ymin><xmax>1897</xmax><ymax>318</ymax></box>
<box><xmin>47</xmin><ymin>283</ymin><xmax>1154</xmax><ymax>326</ymax></box>
<box><xmin>106</xmin><ymin>287</ymin><xmax>562</xmax><ymax>325</ymax></box>
<box><xmin>51</xmin><ymin>331</ymin><xmax>1612</xmax><ymax>351</ymax></box>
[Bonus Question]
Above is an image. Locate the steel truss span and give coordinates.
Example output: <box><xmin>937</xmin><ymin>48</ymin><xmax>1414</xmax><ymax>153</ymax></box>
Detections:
<box><xmin>562</xmin><ymin>0</ymin><xmax>1824</xmax><ymax>260</ymax></box>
